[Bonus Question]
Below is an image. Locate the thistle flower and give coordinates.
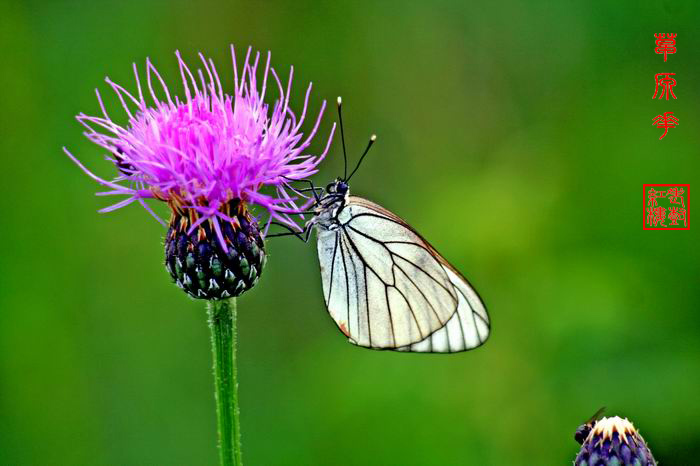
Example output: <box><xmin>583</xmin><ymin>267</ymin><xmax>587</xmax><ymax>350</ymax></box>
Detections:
<box><xmin>574</xmin><ymin>416</ymin><xmax>657</xmax><ymax>466</ymax></box>
<box><xmin>64</xmin><ymin>46</ymin><xmax>335</xmax><ymax>299</ymax></box>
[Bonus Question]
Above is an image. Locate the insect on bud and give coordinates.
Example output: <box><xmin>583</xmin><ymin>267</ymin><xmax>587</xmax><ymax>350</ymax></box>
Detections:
<box><xmin>574</xmin><ymin>416</ymin><xmax>657</xmax><ymax>466</ymax></box>
<box><xmin>165</xmin><ymin>199</ymin><xmax>266</xmax><ymax>300</ymax></box>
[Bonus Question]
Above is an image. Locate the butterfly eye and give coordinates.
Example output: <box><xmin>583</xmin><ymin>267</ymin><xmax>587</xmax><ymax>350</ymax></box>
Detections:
<box><xmin>337</xmin><ymin>181</ymin><xmax>348</xmax><ymax>194</ymax></box>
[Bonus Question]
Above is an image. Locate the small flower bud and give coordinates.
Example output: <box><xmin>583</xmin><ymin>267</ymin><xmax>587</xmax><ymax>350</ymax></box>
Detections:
<box><xmin>574</xmin><ymin>416</ymin><xmax>657</xmax><ymax>466</ymax></box>
<box><xmin>165</xmin><ymin>199</ymin><xmax>266</xmax><ymax>300</ymax></box>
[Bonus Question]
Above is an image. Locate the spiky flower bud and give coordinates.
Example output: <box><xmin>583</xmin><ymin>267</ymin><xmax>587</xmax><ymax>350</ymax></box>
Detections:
<box><xmin>165</xmin><ymin>199</ymin><xmax>266</xmax><ymax>299</ymax></box>
<box><xmin>574</xmin><ymin>416</ymin><xmax>657</xmax><ymax>466</ymax></box>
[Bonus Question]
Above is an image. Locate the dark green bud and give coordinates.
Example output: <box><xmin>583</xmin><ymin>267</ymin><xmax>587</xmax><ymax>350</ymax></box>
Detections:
<box><xmin>165</xmin><ymin>199</ymin><xmax>266</xmax><ymax>300</ymax></box>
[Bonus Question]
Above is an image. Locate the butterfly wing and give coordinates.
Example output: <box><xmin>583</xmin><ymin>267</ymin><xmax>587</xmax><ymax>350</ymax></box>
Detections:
<box><xmin>316</xmin><ymin>196</ymin><xmax>490</xmax><ymax>352</ymax></box>
<box><xmin>399</xmin><ymin>264</ymin><xmax>490</xmax><ymax>352</ymax></box>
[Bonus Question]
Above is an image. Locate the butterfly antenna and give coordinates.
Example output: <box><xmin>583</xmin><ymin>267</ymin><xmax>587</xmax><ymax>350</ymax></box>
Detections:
<box><xmin>346</xmin><ymin>134</ymin><xmax>377</xmax><ymax>182</ymax></box>
<box><xmin>337</xmin><ymin>96</ymin><xmax>349</xmax><ymax>180</ymax></box>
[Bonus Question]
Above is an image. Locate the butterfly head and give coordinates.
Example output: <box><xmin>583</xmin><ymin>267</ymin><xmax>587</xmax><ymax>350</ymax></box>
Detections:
<box><xmin>312</xmin><ymin>178</ymin><xmax>349</xmax><ymax>230</ymax></box>
<box><xmin>326</xmin><ymin>178</ymin><xmax>349</xmax><ymax>196</ymax></box>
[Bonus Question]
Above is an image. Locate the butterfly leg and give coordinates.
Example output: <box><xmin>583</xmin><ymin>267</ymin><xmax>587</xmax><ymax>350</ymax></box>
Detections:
<box><xmin>266</xmin><ymin>221</ymin><xmax>314</xmax><ymax>242</ymax></box>
<box><xmin>281</xmin><ymin>176</ymin><xmax>324</xmax><ymax>202</ymax></box>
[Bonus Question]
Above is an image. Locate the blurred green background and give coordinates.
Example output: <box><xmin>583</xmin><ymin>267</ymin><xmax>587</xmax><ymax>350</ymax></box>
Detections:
<box><xmin>1</xmin><ymin>1</ymin><xmax>699</xmax><ymax>465</ymax></box>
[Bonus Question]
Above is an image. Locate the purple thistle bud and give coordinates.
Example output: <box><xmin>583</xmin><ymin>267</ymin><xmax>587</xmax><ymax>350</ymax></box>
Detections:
<box><xmin>574</xmin><ymin>416</ymin><xmax>657</xmax><ymax>466</ymax></box>
<box><xmin>65</xmin><ymin>46</ymin><xmax>335</xmax><ymax>299</ymax></box>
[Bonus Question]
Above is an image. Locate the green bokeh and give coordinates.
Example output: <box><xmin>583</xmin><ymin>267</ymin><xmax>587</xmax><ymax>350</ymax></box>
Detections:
<box><xmin>1</xmin><ymin>1</ymin><xmax>699</xmax><ymax>465</ymax></box>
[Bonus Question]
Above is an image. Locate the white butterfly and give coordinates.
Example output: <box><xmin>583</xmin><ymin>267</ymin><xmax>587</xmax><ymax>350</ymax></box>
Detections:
<box><xmin>274</xmin><ymin>98</ymin><xmax>490</xmax><ymax>352</ymax></box>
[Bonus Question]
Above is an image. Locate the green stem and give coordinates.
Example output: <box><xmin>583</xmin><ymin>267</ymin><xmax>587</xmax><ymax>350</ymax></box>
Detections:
<box><xmin>207</xmin><ymin>298</ymin><xmax>242</xmax><ymax>466</ymax></box>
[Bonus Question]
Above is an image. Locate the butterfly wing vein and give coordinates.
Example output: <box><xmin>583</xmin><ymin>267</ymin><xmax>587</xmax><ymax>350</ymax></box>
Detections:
<box><xmin>317</xmin><ymin>197</ymin><xmax>490</xmax><ymax>352</ymax></box>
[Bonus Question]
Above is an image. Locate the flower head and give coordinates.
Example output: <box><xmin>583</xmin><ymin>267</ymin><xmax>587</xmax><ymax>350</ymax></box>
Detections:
<box><xmin>65</xmin><ymin>46</ymin><xmax>334</xmax><ymax>240</ymax></box>
<box><xmin>66</xmin><ymin>46</ymin><xmax>335</xmax><ymax>299</ymax></box>
<box><xmin>574</xmin><ymin>416</ymin><xmax>657</xmax><ymax>466</ymax></box>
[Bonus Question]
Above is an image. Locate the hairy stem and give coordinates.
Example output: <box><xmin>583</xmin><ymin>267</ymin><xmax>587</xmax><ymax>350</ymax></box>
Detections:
<box><xmin>207</xmin><ymin>298</ymin><xmax>242</xmax><ymax>466</ymax></box>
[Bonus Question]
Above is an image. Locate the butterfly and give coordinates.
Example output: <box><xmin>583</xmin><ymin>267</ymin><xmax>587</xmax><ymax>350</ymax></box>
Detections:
<box><xmin>271</xmin><ymin>97</ymin><xmax>490</xmax><ymax>352</ymax></box>
<box><xmin>574</xmin><ymin>407</ymin><xmax>607</xmax><ymax>444</ymax></box>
